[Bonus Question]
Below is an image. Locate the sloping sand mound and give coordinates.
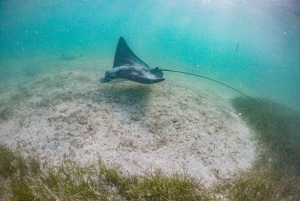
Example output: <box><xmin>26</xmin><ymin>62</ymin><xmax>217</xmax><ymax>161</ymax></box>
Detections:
<box><xmin>0</xmin><ymin>58</ymin><xmax>256</xmax><ymax>185</ymax></box>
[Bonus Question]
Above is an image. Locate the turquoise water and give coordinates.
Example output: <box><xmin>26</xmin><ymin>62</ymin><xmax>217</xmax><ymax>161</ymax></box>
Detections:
<box><xmin>0</xmin><ymin>0</ymin><xmax>299</xmax><ymax>110</ymax></box>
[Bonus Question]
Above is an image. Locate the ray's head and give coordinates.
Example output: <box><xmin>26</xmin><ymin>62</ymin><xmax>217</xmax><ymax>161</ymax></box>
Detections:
<box><xmin>100</xmin><ymin>71</ymin><xmax>113</xmax><ymax>83</ymax></box>
<box><xmin>100</xmin><ymin>68</ymin><xmax>127</xmax><ymax>83</ymax></box>
<box><xmin>100</xmin><ymin>70</ymin><xmax>116</xmax><ymax>83</ymax></box>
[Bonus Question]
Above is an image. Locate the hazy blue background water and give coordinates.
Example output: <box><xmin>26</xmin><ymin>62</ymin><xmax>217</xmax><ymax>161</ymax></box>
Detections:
<box><xmin>0</xmin><ymin>0</ymin><xmax>299</xmax><ymax>110</ymax></box>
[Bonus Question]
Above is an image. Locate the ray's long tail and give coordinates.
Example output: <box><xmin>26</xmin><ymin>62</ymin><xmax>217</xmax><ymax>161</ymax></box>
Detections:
<box><xmin>160</xmin><ymin>69</ymin><xmax>260</xmax><ymax>105</ymax></box>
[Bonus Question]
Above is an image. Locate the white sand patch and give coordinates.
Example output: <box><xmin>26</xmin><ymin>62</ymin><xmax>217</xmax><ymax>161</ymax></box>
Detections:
<box><xmin>0</xmin><ymin>56</ymin><xmax>257</xmax><ymax>185</ymax></box>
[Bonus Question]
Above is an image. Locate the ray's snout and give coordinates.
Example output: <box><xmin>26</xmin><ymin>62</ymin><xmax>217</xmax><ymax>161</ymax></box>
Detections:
<box><xmin>100</xmin><ymin>72</ymin><xmax>109</xmax><ymax>83</ymax></box>
<box><xmin>99</xmin><ymin>77</ymin><xmax>106</xmax><ymax>83</ymax></box>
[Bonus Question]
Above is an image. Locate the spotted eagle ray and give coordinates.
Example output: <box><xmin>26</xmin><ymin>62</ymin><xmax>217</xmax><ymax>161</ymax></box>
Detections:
<box><xmin>100</xmin><ymin>36</ymin><xmax>258</xmax><ymax>104</ymax></box>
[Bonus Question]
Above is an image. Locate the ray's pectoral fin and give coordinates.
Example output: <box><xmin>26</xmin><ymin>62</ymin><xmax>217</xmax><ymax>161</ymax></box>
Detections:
<box><xmin>100</xmin><ymin>37</ymin><xmax>165</xmax><ymax>84</ymax></box>
<box><xmin>113</xmin><ymin>37</ymin><xmax>150</xmax><ymax>69</ymax></box>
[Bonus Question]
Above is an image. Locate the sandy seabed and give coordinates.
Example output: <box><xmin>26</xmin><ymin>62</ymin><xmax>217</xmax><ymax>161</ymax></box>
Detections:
<box><xmin>0</xmin><ymin>55</ymin><xmax>257</xmax><ymax>185</ymax></box>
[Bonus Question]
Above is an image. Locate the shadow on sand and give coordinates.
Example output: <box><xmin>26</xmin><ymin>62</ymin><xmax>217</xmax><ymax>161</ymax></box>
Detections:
<box><xmin>91</xmin><ymin>84</ymin><xmax>152</xmax><ymax>118</ymax></box>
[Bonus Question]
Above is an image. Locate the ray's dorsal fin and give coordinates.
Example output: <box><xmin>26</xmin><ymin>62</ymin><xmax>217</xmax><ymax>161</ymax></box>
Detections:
<box><xmin>113</xmin><ymin>37</ymin><xmax>150</xmax><ymax>69</ymax></box>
